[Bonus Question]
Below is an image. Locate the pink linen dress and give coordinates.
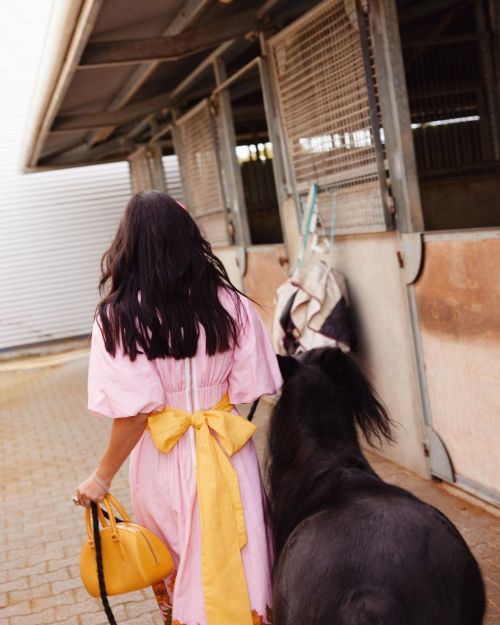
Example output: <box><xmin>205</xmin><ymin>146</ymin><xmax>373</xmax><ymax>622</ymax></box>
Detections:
<box><xmin>87</xmin><ymin>290</ymin><xmax>282</xmax><ymax>625</ymax></box>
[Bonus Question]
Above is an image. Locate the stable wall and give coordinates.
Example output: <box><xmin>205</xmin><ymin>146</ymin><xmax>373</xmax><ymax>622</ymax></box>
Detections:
<box><xmin>216</xmin><ymin>247</ymin><xmax>244</xmax><ymax>292</ymax></box>
<box><xmin>214</xmin><ymin>192</ymin><xmax>429</xmax><ymax>477</ymax></box>
<box><xmin>414</xmin><ymin>231</ymin><xmax>500</xmax><ymax>500</ymax></box>
<box><xmin>242</xmin><ymin>245</ymin><xmax>289</xmax><ymax>329</ymax></box>
<box><xmin>330</xmin><ymin>232</ymin><xmax>428</xmax><ymax>477</ymax></box>
<box><xmin>237</xmin><ymin>199</ymin><xmax>428</xmax><ymax>477</ymax></box>
<box><xmin>283</xmin><ymin>200</ymin><xmax>428</xmax><ymax>475</ymax></box>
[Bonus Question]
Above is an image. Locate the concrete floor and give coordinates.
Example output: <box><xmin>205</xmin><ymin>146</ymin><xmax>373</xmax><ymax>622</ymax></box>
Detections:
<box><xmin>1</xmin><ymin>353</ymin><xmax>499</xmax><ymax>624</ymax></box>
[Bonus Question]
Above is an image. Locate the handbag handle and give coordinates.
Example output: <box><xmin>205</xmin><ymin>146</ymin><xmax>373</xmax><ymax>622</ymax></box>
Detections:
<box><xmin>85</xmin><ymin>494</ymin><xmax>131</xmax><ymax>545</ymax></box>
<box><xmin>105</xmin><ymin>493</ymin><xmax>131</xmax><ymax>522</ymax></box>
<box><xmin>91</xmin><ymin>501</ymin><xmax>118</xmax><ymax>625</ymax></box>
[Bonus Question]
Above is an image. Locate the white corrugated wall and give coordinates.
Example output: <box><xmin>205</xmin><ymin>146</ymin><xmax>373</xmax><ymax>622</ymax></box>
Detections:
<box><xmin>0</xmin><ymin>1</ymin><xmax>132</xmax><ymax>351</ymax></box>
<box><xmin>0</xmin><ymin>164</ymin><xmax>132</xmax><ymax>350</ymax></box>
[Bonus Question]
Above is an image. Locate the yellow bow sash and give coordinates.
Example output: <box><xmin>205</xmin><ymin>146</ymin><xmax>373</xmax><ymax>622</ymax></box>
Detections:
<box><xmin>146</xmin><ymin>393</ymin><xmax>256</xmax><ymax>625</ymax></box>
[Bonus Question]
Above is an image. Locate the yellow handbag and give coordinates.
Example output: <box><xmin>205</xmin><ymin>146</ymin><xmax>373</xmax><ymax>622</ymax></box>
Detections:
<box><xmin>80</xmin><ymin>493</ymin><xmax>174</xmax><ymax>598</ymax></box>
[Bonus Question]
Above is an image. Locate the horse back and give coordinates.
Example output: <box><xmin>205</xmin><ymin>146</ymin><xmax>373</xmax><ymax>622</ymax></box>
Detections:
<box><xmin>273</xmin><ymin>483</ymin><xmax>485</xmax><ymax>625</ymax></box>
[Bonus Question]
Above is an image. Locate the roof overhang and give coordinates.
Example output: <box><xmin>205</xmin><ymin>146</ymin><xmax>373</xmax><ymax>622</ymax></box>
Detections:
<box><xmin>23</xmin><ymin>0</ymin><xmax>315</xmax><ymax>172</ymax></box>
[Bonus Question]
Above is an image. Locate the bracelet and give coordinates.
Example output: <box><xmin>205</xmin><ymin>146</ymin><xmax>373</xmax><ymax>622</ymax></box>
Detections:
<box><xmin>92</xmin><ymin>470</ymin><xmax>110</xmax><ymax>492</ymax></box>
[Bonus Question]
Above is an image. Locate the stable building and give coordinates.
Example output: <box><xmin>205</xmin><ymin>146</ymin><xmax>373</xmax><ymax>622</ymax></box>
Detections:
<box><xmin>23</xmin><ymin>0</ymin><xmax>500</xmax><ymax>506</ymax></box>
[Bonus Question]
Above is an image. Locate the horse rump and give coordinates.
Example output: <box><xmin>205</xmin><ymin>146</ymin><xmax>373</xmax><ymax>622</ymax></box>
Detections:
<box><xmin>272</xmin><ymin>503</ymin><xmax>485</xmax><ymax>625</ymax></box>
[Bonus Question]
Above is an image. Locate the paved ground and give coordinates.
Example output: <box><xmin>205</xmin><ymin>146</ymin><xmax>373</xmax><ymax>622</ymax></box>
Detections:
<box><xmin>1</xmin><ymin>353</ymin><xmax>499</xmax><ymax>625</ymax></box>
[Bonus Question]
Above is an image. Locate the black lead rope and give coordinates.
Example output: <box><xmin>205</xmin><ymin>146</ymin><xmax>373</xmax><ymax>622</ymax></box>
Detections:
<box><xmin>247</xmin><ymin>398</ymin><xmax>259</xmax><ymax>422</ymax></box>
<box><xmin>91</xmin><ymin>501</ymin><xmax>118</xmax><ymax>625</ymax></box>
<box><xmin>101</xmin><ymin>508</ymin><xmax>123</xmax><ymax>523</ymax></box>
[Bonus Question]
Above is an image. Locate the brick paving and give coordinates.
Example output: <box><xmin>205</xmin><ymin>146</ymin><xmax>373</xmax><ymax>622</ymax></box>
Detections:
<box><xmin>1</xmin><ymin>354</ymin><xmax>499</xmax><ymax>624</ymax></box>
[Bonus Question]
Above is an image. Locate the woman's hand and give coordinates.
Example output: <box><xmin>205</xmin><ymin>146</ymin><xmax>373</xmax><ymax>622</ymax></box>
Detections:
<box><xmin>76</xmin><ymin>472</ymin><xmax>110</xmax><ymax>508</ymax></box>
<box><xmin>74</xmin><ymin>413</ymin><xmax>147</xmax><ymax>508</ymax></box>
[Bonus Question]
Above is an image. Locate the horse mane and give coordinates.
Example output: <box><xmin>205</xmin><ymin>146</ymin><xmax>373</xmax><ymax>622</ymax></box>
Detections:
<box><xmin>267</xmin><ymin>348</ymin><xmax>394</xmax><ymax>558</ymax></box>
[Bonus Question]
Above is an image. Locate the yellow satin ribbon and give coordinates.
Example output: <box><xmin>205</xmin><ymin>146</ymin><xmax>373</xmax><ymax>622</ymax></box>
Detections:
<box><xmin>146</xmin><ymin>393</ymin><xmax>256</xmax><ymax>625</ymax></box>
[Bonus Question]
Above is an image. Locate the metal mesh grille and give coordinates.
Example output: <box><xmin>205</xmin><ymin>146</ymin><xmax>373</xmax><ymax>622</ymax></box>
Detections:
<box><xmin>315</xmin><ymin>183</ymin><xmax>385</xmax><ymax>233</ymax></box>
<box><xmin>129</xmin><ymin>149</ymin><xmax>153</xmax><ymax>193</ymax></box>
<box><xmin>175</xmin><ymin>101</ymin><xmax>230</xmax><ymax>246</ymax></box>
<box><xmin>162</xmin><ymin>155</ymin><xmax>185</xmax><ymax>204</ymax></box>
<box><xmin>269</xmin><ymin>0</ymin><xmax>388</xmax><ymax>232</ymax></box>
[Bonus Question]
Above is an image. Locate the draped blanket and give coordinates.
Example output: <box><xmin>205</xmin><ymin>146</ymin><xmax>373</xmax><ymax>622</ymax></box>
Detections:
<box><xmin>272</xmin><ymin>259</ymin><xmax>353</xmax><ymax>355</ymax></box>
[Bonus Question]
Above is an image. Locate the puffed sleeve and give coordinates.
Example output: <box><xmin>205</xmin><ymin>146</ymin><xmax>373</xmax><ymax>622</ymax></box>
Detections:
<box><xmin>87</xmin><ymin>318</ymin><xmax>165</xmax><ymax>418</ymax></box>
<box><xmin>228</xmin><ymin>297</ymin><xmax>283</xmax><ymax>404</ymax></box>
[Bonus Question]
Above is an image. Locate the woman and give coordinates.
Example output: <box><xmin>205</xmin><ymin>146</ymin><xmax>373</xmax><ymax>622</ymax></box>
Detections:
<box><xmin>75</xmin><ymin>191</ymin><xmax>282</xmax><ymax>625</ymax></box>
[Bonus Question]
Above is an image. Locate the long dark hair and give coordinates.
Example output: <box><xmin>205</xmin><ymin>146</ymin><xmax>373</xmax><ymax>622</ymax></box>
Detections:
<box><xmin>97</xmin><ymin>191</ymin><xmax>244</xmax><ymax>361</ymax></box>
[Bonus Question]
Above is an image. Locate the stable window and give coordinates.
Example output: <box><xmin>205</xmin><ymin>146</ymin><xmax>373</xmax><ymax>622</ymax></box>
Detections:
<box><xmin>226</xmin><ymin>62</ymin><xmax>283</xmax><ymax>245</ymax></box>
<box><xmin>268</xmin><ymin>0</ymin><xmax>392</xmax><ymax>234</ymax></box>
<box><xmin>173</xmin><ymin>100</ymin><xmax>231</xmax><ymax>246</ymax></box>
<box><xmin>237</xmin><ymin>142</ymin><xmax>282</xmax><ymax>244</ymax></box>
<box><xmin>398</xmin><ymin>0</ymin><xmax>500</xmax><ymax>230</ymax></box>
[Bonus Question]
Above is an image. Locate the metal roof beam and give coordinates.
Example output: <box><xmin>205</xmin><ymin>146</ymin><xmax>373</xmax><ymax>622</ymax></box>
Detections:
<box><xmin>41</xmin><ymin>136</ymin><xmax>134</xmax><ymax>166</ymax></box>
<box><xmin>123</xmin><ymin>38</ymin><xmax>260</xmax><ymax>145</ymax></box>
<box><xmin>170</xmin><ymin>40</ymin><xmax>236</xmax><ymax>101</ymax></box>
<box><xmin>119</xmin><ymin>39</ymin><xmax>237</xmax><ymax>143</ymax></box>
<box><xmin>256</xmin><ymin>0</ymin><xmax>286</xmax><ymax>20</ymax></box>
<box><xmin>86</xmin><ymin>0</ymin><xmax>213</xmax><ymax>146</ymax></box>
<box><xmin>79</xmin><ymin>12</ymin><xmax>260</xmax><ymax>67</ymax></box>
<box><xmin>50</xmin><ymin>92</ymin><xmax>171</xmax><ymax>132</ymax></box>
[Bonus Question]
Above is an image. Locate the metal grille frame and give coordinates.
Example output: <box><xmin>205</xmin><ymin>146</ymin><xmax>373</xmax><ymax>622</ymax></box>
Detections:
<box><xmin>128</xmin><ymin>147</ymin><xmax>154</xmax><ymax>193</ymax></box>
<box><xmin>268</xmin><ymin>0</ymin><xmax>391</xmax><ymax>234</ymax></box>
<box><xmin>162</xmin><ymin>154</ymin><xmax>185</xmax><ymax>204</ymax></box>
<box><xmin>174</xmin><ymin>99</ymin><xmax>230</xmax><ymax>247</ymax></box>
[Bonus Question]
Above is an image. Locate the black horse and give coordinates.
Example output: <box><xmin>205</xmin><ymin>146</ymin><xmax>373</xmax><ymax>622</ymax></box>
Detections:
<box><xmin>268</xmin><ymin>347</ymin><xmax>485</xmax><ymax>625</ymax></box>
